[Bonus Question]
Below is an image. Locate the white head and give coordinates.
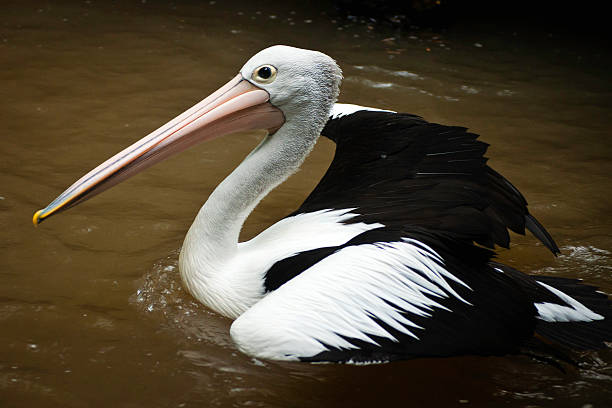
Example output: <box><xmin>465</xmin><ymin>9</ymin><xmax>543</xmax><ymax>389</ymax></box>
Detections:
<box><xmin>240</xmin><ymin>45</ymin><xmax>343</xmax><ymax>129</ymax></box>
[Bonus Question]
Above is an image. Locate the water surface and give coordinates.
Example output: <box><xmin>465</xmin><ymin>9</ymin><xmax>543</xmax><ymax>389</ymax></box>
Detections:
<box><xmin>1</xmin><ymin>1</ymin><xmax>611</xmax><ymax>407</ymax></box>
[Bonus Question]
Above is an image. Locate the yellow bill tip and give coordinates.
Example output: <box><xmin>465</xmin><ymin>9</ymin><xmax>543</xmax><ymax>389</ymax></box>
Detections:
<box><xmin>33</xmin><ymin>209</ymin><xmax>45</xmax><ymax>227</ymax></box>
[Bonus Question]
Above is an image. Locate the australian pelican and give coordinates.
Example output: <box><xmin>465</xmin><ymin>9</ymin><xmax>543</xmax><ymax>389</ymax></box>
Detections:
<box><xmin>34</xmin><ymin>45</ymin><xmax>611</xmax><ymax>363</ymax></box>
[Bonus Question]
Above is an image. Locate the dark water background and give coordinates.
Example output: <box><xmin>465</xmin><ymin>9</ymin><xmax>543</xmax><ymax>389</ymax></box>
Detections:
<box><xmin>1</xmin><ymin>1</ymin><xmax>611</xmax><ymax>407</ymax></box>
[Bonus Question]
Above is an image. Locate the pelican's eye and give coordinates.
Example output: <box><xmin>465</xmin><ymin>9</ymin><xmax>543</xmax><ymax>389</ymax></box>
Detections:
<box><xmin>252</xmin><ymin>65</ymin><xmax>277</xmax><ymax>84</ymax></box>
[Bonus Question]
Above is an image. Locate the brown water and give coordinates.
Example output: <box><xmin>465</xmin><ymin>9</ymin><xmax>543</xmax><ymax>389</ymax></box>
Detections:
<box><xmin>2</xmin><ymin>1</ymin><xmax>612</xmax><ymax>407</ymax></box>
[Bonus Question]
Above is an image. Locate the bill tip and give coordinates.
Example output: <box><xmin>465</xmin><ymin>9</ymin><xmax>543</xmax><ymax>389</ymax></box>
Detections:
<box><xmin>33</xmin><ymin>209</ymin><xmax>44</xmax><ymax>227</ymax></box>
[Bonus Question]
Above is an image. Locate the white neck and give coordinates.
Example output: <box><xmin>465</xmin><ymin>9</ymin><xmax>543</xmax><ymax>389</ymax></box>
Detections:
<box><xmin>178</xmin><ymin>117</ymin><xmax>322</xmax><ymax>318</ymax></box>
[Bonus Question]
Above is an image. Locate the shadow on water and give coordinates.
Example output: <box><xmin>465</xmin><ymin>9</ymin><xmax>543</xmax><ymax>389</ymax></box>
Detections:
<box><xmin>1</xmin><ymin>0</ymin><xmax>611</xmax><ymax>407</ymax></box>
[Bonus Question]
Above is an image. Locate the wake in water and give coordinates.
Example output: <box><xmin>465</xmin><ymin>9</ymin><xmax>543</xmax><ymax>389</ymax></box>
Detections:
<box><xmin>130</xmin><ymin>250</ymin><xmax>234</xmax><ymax>348</ymax></box>
<box><xmin>537</xmin><ymin>245</ymin><xmax>612</xmax><ymax>282</ymax></box>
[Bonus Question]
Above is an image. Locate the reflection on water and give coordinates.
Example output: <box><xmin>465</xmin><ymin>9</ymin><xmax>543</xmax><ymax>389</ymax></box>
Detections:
<box><xmin>1</xmin><ymin>0</ymin><xmax>611</xmax><ymax>407</ymax></box>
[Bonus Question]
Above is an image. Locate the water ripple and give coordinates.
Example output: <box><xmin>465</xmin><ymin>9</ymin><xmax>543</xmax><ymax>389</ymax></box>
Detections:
<box><xmin>353</xmin><ymin>65</ymin><xmax>424</xmax><ymax>80</ymax></box>
<box><xmin>344</xmin><ymin>76</ymin><xmax>460</xmax><ymax>102</ymax></box>
<box><xmin>538</xmin><ymin>245</ymin><xmax>612</xmax><ymax>283</ymax></box>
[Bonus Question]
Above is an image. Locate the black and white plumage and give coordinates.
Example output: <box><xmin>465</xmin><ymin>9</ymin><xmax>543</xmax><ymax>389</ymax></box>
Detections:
<box><xmin>232</xmin><ymin>104</ymin><xmax>610</xmax><ymax>362</ymax></box>
<box><xmin>33</xmin><ymin>45</ymin><xmax>612</xmax><ymax>364</ymax></box>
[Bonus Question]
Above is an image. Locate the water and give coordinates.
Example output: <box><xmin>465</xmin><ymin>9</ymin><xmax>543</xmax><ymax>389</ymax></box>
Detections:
<box><xmin>2</xmin><ymin>1</ymin><xmax>611</xmax><ymax>407</ymax></box>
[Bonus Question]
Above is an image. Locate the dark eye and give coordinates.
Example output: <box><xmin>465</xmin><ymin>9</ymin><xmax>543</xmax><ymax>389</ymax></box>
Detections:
<box><xmin>258</xmin><ymin>66</ymin><xmax>272</xmax><ymax>79</ymax></box>
<box><xmin>252</xmin><ymin>64</ymin><xmax>277</xmax><ymax>84</ymax></box>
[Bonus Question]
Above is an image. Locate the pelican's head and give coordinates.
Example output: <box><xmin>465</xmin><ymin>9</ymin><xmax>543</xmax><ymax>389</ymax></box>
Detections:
<box><xmin>32</xmin><ymin>45</ymin><xmax>342</xmax><ymax>225</ymax></box>
<box><xmin>240</xmin><ymin>45</ymin><xmax>342</xmax><ymax>123</ymax></box>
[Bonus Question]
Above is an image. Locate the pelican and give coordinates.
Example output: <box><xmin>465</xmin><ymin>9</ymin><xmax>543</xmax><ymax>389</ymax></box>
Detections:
<box><xmin>34</xmin><ymin>45</ymin><xmax>611</xmax><ymax>363</ymax></box>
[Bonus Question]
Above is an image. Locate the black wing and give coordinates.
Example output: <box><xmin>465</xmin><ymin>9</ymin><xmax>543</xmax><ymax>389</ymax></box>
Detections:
<box><xmin>297</xmin><ymin>110</ymin><xmax>558</xmax><ymax>254</ymax></box>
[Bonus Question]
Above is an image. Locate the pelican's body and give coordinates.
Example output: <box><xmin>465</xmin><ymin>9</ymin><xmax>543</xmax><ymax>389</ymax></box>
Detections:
<box><xmin>34</xmin><ymin>46</ymin><xmax>612</xmax><ymax>363</ymax></box>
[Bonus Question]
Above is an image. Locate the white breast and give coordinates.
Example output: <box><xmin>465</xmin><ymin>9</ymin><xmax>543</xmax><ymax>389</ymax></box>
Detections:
<box><xmin>180</xmin><ymin>208</ymin><xmax>383</xmax><ymax>319</ymax></box>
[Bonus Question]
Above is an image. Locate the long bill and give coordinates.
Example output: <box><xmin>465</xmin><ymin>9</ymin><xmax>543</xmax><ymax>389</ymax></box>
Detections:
<box><xmin>33</xmin><ymin>74</ymin><xmax>285</xmax><ymax>226</ymax></box>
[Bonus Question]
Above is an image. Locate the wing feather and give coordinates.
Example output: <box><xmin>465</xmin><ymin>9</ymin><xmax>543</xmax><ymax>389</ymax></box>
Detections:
<box><xmin>232</xmin><ymin>238</ymin><xmax>535</xmax><ymax>362</ymax></box>
<box><xmin>297</xmin><ymin>109</ymin><xmax>559</xmax><ymax>254</ymax></box>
